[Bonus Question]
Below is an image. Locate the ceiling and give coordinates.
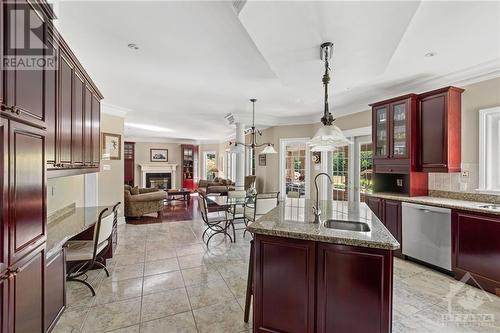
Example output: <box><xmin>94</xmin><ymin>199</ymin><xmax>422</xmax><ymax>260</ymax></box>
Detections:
<box><xmin>53</xmin><ymin>1</ymin><xmax>500</xmax><ymax>142</ymax></box>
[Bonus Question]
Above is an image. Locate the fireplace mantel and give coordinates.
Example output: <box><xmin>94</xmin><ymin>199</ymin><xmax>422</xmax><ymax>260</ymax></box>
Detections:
<box><xmin>140</xmin><ymin>163</ymin><xmax>178</xmax><ymax>188</ymax></box>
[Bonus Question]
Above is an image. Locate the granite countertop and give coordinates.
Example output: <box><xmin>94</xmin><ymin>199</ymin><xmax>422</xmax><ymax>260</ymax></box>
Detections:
<box><xmin>365</xmin><ymin>192</ymin><xmax>500</xmax><ymax>216</ymax></box>
<box><xmin>46</xmin><ymin>205</ymin><xmax>114</xmax><ymax>258</ymax></box>
<box><xmin>246</xmin><ymin>199</ymin><xmax>400</xmax><ymax>250</ymax></box>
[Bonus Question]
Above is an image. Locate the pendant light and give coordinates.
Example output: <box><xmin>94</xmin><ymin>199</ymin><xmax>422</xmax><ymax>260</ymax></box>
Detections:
<box><xmin>229</xmin><ymin>99</ymin><xmax>277</xmax><ymax>154</ymax></box>
<box><xmin>308</xmin><ymin>42</ymin><xmax>352</xmax><ymax>152</ymax></box>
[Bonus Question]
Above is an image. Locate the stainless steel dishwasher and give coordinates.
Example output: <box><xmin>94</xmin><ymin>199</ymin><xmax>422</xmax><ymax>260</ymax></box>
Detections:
<box><xmin>402</xmin><ymin>202</ymin><xmax>452</xmax><ymax>271</ymax></box>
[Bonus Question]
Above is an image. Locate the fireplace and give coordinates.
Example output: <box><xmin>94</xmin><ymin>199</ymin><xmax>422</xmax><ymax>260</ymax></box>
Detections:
<box><xmin>140</xmin><ymin>163</ymin><xmax>178</xmax><ymax>189</ymax></box>
<box><xmin>146</xmin><ymin>173</ymin><xmax>171</xmax><ymax>189</ymax></box>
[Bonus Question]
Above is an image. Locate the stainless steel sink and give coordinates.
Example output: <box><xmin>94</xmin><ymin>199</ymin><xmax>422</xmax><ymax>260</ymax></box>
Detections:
<box><xmin>324</xmin><ymin>219</ymin><xmax>371</xmax><ymax>232</ymax></box>
<box><xmin>478</xmin><ymin>204</ymin><xmax>500</xmax><ymax>210</ymax></box>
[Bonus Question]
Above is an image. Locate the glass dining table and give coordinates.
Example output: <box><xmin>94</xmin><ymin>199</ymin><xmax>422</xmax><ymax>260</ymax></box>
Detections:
<box><xmin>205</xmin><ymin>195</ymin><xmax>254</xmax><ymax>241</ymax></box>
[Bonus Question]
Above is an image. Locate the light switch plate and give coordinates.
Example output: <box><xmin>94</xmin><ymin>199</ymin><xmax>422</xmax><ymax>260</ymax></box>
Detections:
<box><xmin>460</xmin><ymin>183</ymin><xmax>467</xmax><ymax>192</ymax></box>
<box><xmin>103</xmin><ymin>164</ymin><xmax>111</xmax><ymax>171</ymax></box>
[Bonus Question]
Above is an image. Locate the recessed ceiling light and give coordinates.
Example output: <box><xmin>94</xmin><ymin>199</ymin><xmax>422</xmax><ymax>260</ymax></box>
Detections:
<box><xmin>125</xmin><ymin>122</ymin><xmax>173</xmax><ymax>132</ymax></box>
<box><xmin>128</xmin><ymin>43</ymin><xmax>139</xmax><ymax>50</ymax></box>
<box><xmin>424</xmin><ymin>52</ymin><xmax>436</xmax><ymax>57</ymax></box>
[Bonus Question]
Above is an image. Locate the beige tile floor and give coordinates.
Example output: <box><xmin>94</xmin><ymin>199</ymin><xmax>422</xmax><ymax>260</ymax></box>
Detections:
<box><xmin>53</xmin><ymin>218</ymin><xmax>500</xmax><ymax>333</ymax></box>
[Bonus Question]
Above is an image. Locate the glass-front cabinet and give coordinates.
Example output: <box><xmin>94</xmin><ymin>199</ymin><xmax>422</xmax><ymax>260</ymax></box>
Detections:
<box><xmin>391</xmin><ymin>101</ymin><xmax>408</xmax><ymax>158</ymax></box>
<box><xmin>374</xmin><ymin>105</ymin><xmax>389</xmax><ymax>158</ymax></box>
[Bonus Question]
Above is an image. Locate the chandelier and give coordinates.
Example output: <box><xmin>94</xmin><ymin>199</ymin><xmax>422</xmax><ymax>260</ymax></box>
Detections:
<box><xmin>308</xmin><ymin>42</ymin><xmax>351</xmax><ymax>151</ymax></box>
<box><xmin>229</xmin><ymin>99</ymin><xmax>277</xmax><ymax>154</ymax></box>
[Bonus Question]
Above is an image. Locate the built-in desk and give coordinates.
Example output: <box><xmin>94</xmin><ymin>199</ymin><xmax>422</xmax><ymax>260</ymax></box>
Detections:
<box><xmin>45</xmin><ymin>204</ymin><xmax>116</xmax><ymax>332</ymax></box>
<box><xmin>47</xmin><ymin>204</ymin><xmax>114</xmax><ymax>258</ymax></box>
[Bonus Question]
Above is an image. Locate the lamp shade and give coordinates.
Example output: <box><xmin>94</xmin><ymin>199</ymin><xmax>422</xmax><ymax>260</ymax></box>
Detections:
<box><xmin>308</xmin><ymin>124</ymin><xmax>352</xmax><ymax>151</ymax></box>
<box><xmin>261</xmin><ymin>145</ymin><xmax>277</xmax><ymax>154</ymax></box>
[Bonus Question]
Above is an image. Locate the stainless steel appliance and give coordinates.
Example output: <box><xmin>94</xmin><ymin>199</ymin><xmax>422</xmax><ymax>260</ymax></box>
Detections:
<box><xmin>402</xmin><ymin>202</ymin><xmax>452</xmax><ymax>271</ymax></box>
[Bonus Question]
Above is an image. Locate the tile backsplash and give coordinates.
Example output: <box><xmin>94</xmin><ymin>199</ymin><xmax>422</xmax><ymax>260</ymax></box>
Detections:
<box><xmin>428</xmin><ymin>163</ymin><xmax>479</xmax><ymax>193</ymax></box>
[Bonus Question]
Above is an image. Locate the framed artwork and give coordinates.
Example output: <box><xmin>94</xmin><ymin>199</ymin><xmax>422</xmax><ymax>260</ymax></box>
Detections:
<box><xmin>150</xmin><ymin>148</ymin><xmax>168</xmax><ymax>162</ymax></box>
<box><xmin>259</xmin><ymin>154</ymin><xmax>266</xmax><ymax>166</ymax></box>
<box><xmin>102</xmin><ymin>132</ymin><xmax>122</xmax><ymax>160</ymax></box>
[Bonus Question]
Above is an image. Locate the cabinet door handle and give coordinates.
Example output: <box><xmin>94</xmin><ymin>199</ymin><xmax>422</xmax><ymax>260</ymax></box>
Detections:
<box><xmin>1</xmin><ymin>105</ymin><xmax>16</xmax><ymax>113</ymax></box>
<box><xmin>0</xmin><ymin>272</ymin><xmax>10</xmax><ymax>280</ymax></box>
<box><xmin>10</xmin><ymin>268</ymin><xmax>20</xmax><ymax>275</ymax></box>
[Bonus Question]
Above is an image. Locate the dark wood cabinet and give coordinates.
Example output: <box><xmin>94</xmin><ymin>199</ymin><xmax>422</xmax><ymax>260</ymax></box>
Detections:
<box><xmin>59</xmin><ymin>52</ymin><xmax>73</xmax><ymax>166</ymax></box>
<box><xmin>91</xmin><ymin>95</ymin><xmax>100</xmax><ymax>165</ymax></box>
<box><xmin>181</xmin><ymin>145</ymin><xmax>198</xmax><ymax>190</ymax></box>
<box><xmin>8</xmin><ymin>121</ymin><xmax>46</xmax><ymax>264</ymax></box>
<box><xmin>254</xmin><ymin>235</ymin><xmax>316</xmax><ymax>333</ymax></box>
<box><xmin>45</xmin><ymin>249</ymin><xmax>65</xmax><ymax>332</ymax></box>
<box><xmin>418</xmin><ymin>87</ymin><xmax>463</xmax><ymax>173</ymax></box>
<box><xmin>124</xmin><ymin>142</ymin><xmax>135</xmax><ymax>186</ymax></box>
<box><xmin>11</xmin><ymin>245</ymin><xmax>45</xmax><ymax>333</ymax></box>
<box><xmin>317</xmin><ymin>243</ymin><xmax>393</xmax><ymax>333</ymax></box>
<box><xmin>253</xmin><ymin>234</ymin><xmax>394</xmax><ymax>333</ymax></box>
<box><xmin>366</xmin><ymin>196</ymin><xmax>384</xmax><ymax>221</ymax></box>
<box><xmin>452</xmin><ymin>210</ymin><xmax>500</xmax><ymax>296</ymax></box>
<box><xmin>45</xmin><ymin>33</ymin><xmax>58</xmax><ymax>168</ymax></box>
<box><xmin>0</xmin><ymin>119</ymin><xmax>8</xmax><ymax>275</ymax></box>
<box><xmin>72</xmin><ymin>72</ymin><xmax>85</xmax><ymax>166</ymax></box>
<box><xmin>2</xmin><ymin>1</ymin><xmax>47</xmax><ymax>129</ymax></box>
<box><xmin>83</xmin><ymin>87</ymin><xmax>93</xmax><ymax>165</ymax></box>
<box><xmin>0</xmin><ymin>274</ymin><xmax>7</xmax><ymax>333</ymax></box>
<box><xmin>384</xmin><ymin>200</ymin><xmax>402</xmax><ymax>258</ymax></box>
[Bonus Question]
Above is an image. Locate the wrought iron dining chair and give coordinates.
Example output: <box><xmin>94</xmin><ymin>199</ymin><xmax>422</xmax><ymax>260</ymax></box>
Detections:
<box><xmin>243</xmin><ymin>192</ymin><xmax>280</xmax><ymax>237</ymax></box>
<box><xmin>198</xmin><ymin>194</ymin><xmax>234</xmax><ymax>246</ymax></box>
<box><xmin>65</xmin><ymin>203</ymin><xmax>121</xmax><ymax>296</ymax></box>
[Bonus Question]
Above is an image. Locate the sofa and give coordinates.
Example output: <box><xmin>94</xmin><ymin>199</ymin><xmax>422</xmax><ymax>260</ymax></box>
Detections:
<box><xmin>197</xmin><ymin>177</ymin><xmax>235</xmax><ymax>195</ymax></box>
<box><xmin>124</xmin><ymin>185</ymin><xmax>167</xmax><ymax>218</ymax></box>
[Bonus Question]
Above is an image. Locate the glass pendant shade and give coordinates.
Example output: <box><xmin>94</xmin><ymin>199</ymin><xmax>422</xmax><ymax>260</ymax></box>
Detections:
<box><xmin>261</xmin><ymin>144</ymin><xmax>277</xmax><ymax>154</ymax></box>
<box><xmin>308</xmin><ymin>124</ymin><xmax>352</xmax><ymax>152</ymax></box>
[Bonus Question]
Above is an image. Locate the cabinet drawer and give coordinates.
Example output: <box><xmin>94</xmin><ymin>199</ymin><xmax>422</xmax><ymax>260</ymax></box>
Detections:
<box><xmin>373</xmin><ymin>164</ymin><xmax>409</xmax><ymax>174</ymax></box>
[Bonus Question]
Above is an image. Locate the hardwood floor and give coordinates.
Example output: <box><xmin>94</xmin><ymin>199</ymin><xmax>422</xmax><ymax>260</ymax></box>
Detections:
<box><xmin>126</xmin><ymin>196</ymin><xmax>201</xmax><ymax>225</ymax></box>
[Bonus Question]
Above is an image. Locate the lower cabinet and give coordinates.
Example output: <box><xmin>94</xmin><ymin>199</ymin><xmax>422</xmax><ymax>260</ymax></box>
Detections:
<box><xmin>452</xmin><ymin>210</ymin><xmax>500</xmax><ymax>296</ymax></box>
<box><xmin>11</xmin><ymin>245</ymin><xmax>45</xmax><ymax>333</ymax></box>
<box><xmin>366</xmin><ymin>197</ymin><xmax>403</xmax><ymax>258</ymax></box>
<box><xmin>317</xmin><ymin>243</ymin><xmax>393</xmax><ymax>333</ymax></box>
<box><xmin>253</xmin><ymin>235</ymin><xmax>394</xmax><ymax>333</ymax></box>
<box><xmin>253</xmin><ymin>236</ymin><xmax>315</xmax><ymax>333</ymax></box>
<box><xmin>45</xmin><ymin>249</ymin><xmax>66</xmax><ymax>332</ymax></box>
<box><xmin>383</xmin><ymin>200</ymin><xmax>403</xmax><ymax>258</ymax></box>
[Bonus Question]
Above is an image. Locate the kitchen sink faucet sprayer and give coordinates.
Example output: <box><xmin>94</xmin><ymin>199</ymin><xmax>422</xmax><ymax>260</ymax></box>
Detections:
<box><xmin>313</xmin><ymin>172</ymin><xmax>333</xmax><ymax>224</ymax></box>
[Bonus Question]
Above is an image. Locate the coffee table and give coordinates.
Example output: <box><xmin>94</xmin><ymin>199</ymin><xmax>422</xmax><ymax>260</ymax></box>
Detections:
<box><xmin>165</xmin><ymin>189</ymin><xmax>191</xmax><ymax>205</ymax></box>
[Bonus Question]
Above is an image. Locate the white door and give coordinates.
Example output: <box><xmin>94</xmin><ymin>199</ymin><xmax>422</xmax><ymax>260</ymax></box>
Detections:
<box><xmin>279</xmin><ymin>138</ymin><xmax>311</xmax><ymax>199</ymax></box>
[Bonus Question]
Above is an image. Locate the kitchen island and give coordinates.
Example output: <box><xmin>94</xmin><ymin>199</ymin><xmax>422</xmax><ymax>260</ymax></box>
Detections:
<box><xmin>247</xmin><ymin>199</ymin><xmax>400</xmax><ymax>333</ymax></box>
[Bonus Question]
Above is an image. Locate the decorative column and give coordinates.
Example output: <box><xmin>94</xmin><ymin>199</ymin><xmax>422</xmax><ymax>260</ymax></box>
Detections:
<box><xmin>235</xmin><ymin>122</ymin><xmax>245</xmax><ymax>190</ymax></box>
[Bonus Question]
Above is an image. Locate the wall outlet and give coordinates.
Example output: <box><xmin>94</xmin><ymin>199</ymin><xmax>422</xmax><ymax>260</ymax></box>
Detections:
<box><xmin>460</xmin><ymin>182</ymin><xmax>468</xmax><ymax>192</ymax></box>
<box><xmin>461</xmin><ymin>171</ymin><xmax>470</xmax><ymax>177</ymax></box>
<box><xmin>103</xmin><ymin>164</ymin><xmax>111</xmax><ymax>171</ymax></box>
<box><xmin>396</xmin><ymin>179</ymin><xmax>403</xmax><ymax>187</ymax></box>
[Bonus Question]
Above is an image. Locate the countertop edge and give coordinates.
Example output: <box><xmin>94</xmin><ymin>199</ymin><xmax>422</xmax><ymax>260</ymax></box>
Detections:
<box><xmin>365</xmin><ymin>193</ymin><xmax>500</xmax><ymax>216</ymax></box>
<box><xmin>247</xmin><ymin>224</ymin><xmax>400</xmax><ymax>250</ymax></box>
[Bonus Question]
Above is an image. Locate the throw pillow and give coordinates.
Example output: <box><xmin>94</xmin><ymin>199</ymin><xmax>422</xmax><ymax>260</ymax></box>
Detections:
<box><xmin>131</xmin><ymin>186</ymin><xmax>140</xmax><ymax>195</ymax></box>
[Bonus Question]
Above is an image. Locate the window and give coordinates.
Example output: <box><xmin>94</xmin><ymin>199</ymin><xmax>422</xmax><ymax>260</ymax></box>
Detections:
<box><xmin>284</xmin><ymin>143</ymin><xmax>306</xmax><ymax>197</ymax></box>
<box><xmin>224</xmin><ymin>151</ymin><xmax>236</xmax><ymax>181</ymax></box>
<box><xmin>359</xmin><ymin>142</ymin><xmax>373</xmax><ymax>201</ymax></box>
<box><xmin>332</xmin><ymin>145</ymin><xmax>349</xmax><ymax>201</ymax></box>
<box><xmin>202</xmin><ymin>151</ymin><xmax>217</xmax><ymax>180</ymax></box>
<box><xmin>478</xmin><ymin>107</ymin><xmax>500</xmax><ymax>193</ymax></box>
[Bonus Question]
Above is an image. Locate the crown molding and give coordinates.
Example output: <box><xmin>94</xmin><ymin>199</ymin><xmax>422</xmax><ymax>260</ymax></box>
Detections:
<box><xmin>124</xmin><ymin>136</ymin><xmax>224</xmax><ymax>145</ymax></box>
<box><xmin>101</xmin><ymin>102</ymin><xmax>131</xmax><ymax>118</ymax></box>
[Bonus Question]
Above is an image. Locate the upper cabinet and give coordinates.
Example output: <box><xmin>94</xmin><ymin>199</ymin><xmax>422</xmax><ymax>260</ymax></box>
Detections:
<box><xmin>46</xmin><ymin>28</ymin><xmax>103</xmax><ymax>177</ymax></box>
<box><xmin>2</xmin><ymin>1</ymin><xmax>47</xmax><ymax>128</ymax></box>
<box><xmin>418</xmin><ymin>87</ymin><xmax>464</xmax><ymax>173</ymax></box>
<box><xmin>371</xmin><ymin>87</ymin><xmax>463</xmax><ymax>175</ymax></box>
<box><xmin>371</xmin><ymin>94</ymin><xmax>417</xmax><ymax>174</ymax></box>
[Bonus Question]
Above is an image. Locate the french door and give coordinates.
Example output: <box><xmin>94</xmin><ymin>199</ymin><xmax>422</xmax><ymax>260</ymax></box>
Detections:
<box><xmin>279</xmin><ymin>138</ymin><xmax>311</xmax><ymax>199</ymax></box>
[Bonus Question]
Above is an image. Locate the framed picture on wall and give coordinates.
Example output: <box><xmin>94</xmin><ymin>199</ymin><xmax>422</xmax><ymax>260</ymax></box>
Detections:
<box><xmin>150</xmin><ymin>148</ymin><xmax>168</xmax><ymax>162</ymax></box>
<box><xmin>102</xmin><ymin>132</ymin><xmax>122</xmax><ymax>160</ymax></box>
<box><xmin>259</xmin><ymin>154</ymin><xmax>266</xmax><ymax>166</ymax></box>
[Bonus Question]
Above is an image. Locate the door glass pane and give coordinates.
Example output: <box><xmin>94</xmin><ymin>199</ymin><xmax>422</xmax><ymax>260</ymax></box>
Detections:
<box><xmin>204</xmin><ymin>153</ymin><xmax>216</xmax><ymax>180</ymax></box>
<box><xmin>332</xmin><ymin>145</ymin><xmax>349</xmax><ymax>201</ymax></box>
<box><xmin>359</xmin><ymin>143</ymin><xmax>373</xmax><ymax>202</ymax></box>
<box><xmin>375</xmin><ymin>108</ymin><xmax>388</xmax><ymax>157</ymax></box>
<box><xmin>392</xmin><ymin>103</ymin><xmax>407</xmax><ymax>157</ymax></box>
<box><xmin>285</xmin><ymin>143</ymin><xmax>306</xmax><ymax>197</ymax></box>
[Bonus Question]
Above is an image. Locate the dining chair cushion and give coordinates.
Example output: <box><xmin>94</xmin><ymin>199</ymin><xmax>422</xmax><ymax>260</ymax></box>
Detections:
<box><xmin>66</xmin><ymin>240</ymin><xmax>109</xmax><ymax>262</ymax></box>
